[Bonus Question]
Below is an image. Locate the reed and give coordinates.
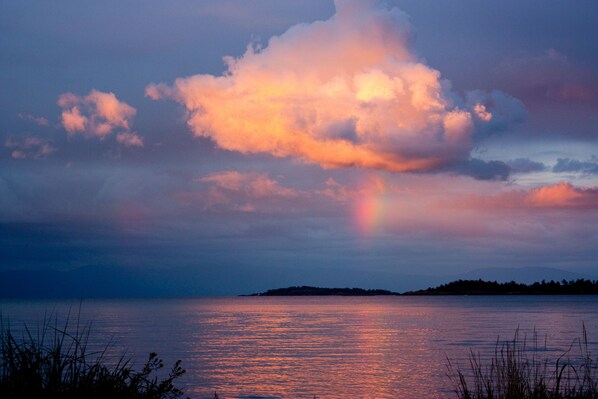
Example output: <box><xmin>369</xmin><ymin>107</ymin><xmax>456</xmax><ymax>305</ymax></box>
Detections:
<box><xmin>0</xmin><ymin>314</ymin><xmax>186</xmax><ymax>399</ymax></box>
<box><xmin>447</xmin><ymin>326</ymin><xmax>598</xmax><ymax>399</ymax></box>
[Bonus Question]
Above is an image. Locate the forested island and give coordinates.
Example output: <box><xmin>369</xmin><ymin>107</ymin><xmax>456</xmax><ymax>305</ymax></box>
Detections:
<box><xmin>249</xmin><ymin>279</ymin><xmax>598</xmax><ymax>296</ymax></box>
<box><xmin>250</xmin><ymin>286</ymin><xmax>400</xmax><ymax>296</ymax></box>
<box><xmin>404</xmin><ymin>278</ymin><xmax>598</xmax><ymax>295</ymax></box>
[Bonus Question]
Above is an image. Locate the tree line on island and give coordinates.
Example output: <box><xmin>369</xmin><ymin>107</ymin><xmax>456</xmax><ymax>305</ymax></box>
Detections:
<box><xmin>250</xmin><ymin>279</ymin><xmax>598</xmax><ymax>296</ymax></box>
<box><xmin>251</xmin><ymin>286</ymin><xmax>400</xmax><ymax>296</ymax></box>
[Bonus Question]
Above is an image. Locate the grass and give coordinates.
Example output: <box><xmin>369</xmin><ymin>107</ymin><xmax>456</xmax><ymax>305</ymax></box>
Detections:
<box><xmin>447</xmin><ymin>327</ymin><xmax>598</xmax><ymax>399</ymax></box>
<box><xmin>0</xmin><ymin>313</ymin><xmax>187</xmax><ymax>399</ymax></box>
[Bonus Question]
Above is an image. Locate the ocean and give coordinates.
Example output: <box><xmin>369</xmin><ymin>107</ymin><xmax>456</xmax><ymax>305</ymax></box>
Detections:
<box><xmin>1</xmin><ymin>296</ymin><xmax>597</xmax><ymax>399</ymax></box>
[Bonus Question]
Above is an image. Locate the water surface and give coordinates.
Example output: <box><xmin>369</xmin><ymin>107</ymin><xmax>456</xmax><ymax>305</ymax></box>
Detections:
<box><xmin>2</xmin><ymin>296</ymin><xmax>597</xmax><ymax>399</ymax></box>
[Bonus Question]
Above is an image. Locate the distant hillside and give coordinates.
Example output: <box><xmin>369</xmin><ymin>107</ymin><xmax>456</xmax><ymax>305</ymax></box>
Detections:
<box><xmin>250</xmin><ymin>286</ymin><xmax>401</xmax><ymax>296</ymax></box>
<box><xmin>405</xmin><ymin>279</ymin><xmax>598</xmax><ymax>295</ymax></box>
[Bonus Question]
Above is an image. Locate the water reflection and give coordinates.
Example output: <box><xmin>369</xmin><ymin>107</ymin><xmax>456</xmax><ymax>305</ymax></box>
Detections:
<box><xmin>1</xmin><ymin>296</ymin><xmax>597</xmax><ymax>399</ymax></box>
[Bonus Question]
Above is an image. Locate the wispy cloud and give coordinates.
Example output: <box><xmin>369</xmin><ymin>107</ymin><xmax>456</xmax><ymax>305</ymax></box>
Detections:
<box><xmin>175</xmin><ymin>171</ymin><xmax>300</xmax><ymax>212</ymax></box>
<box><xmin>452</xmin><ymin>182</ymin><xmax>598</xmax><ymax>210</ymax></box>
<box><xmin>18</xmin><ymin>113</ymin><xmax>49</xmax><ymax>126</ymax></box>
<box><xmin>200</xmin><ymin>170</ymin><xmax>299</xmax><ymax>199</ymax></box>
<box><xmin>526</xmin><ymin>182</ymin><xmax>598</xmax><ymax>208</ymax></box>
<box><xmin>4</xmin><ymin>136</ymin><xmax>57</xmax><ymax>160</ymax></box>
<box><xmin>496</xmin><ymin>49</ymin><xmax>598</xmax><ymax>105</ymax></box>
<box><xmin>553</xmin><ymin>157</ymin><xmax>598</xmax><ymax>175</ymax></box>
<box><xmin>506</xmin><ymin>158</ymin><xmax>547</xmax><ymax>174</ymax></box>
<box><xmin>445</xmin><ymin>158</ymin><xmax>512</xmax><ymax>181</ymax></box>
<box><xmin>58</xmin><ymin>89</ymin><xmax>143</xmax><ymax>147</ymax></box>
<box><xmin>147</xmin><ymin>0</ymin><xmax>521</xmax><ymax>174</ymax></box>
<box><xmin>116</xmin><ymin>132</ymin><xmax>144</xmax><ymax>148</ymax></box>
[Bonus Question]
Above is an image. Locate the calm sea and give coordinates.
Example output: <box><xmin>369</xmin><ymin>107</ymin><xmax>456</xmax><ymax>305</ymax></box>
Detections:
<box><xmin>1</xmin><ymin>296</ymin><xmax>598</xmax><ymax>399</ymax></box>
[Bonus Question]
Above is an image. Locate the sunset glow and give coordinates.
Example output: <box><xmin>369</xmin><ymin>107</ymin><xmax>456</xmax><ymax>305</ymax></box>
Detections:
<box><xmin>146</xmin><ymin>0</ymin><xmax>510</xmax><ymax>173</ymax></box>
<box><xmin>1</xmin><ymin>0</ymin><xmax>598</xmax><ymax>294</ymax></box>
<box><xmin>4</xmin><ymin>5</ymin><xmax>598</xmax><ymax>399</ymax></box>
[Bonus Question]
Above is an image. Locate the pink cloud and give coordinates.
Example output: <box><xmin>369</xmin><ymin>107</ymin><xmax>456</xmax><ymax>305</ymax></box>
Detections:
<box><xmin>168</xmin><ymin>167</ymin><xmax>598</xmax><ymax>249</ymax></box>
<box><xmin>61</xmin><ymin>106</ymin><xmax>87</xmax><ymax>134</ymax></box>
<box><xmin>199</xmin><ymin>170</ymin><xmax>299</xmax><ymax>200</ymax></box>
<box><xmin>147</xmin><ymin>0</ymin><xmax>507</xmax><ymax>173</ymax></box>
<box><xmin>4</xmin><ymin>136</ymin><xmax>57</xmax><ymax>160</ymax></box>
<box><xmin>190</xmin><ymin>170</ymin><xmax>392</xmax><ymax>213</ymax></box>
<box><xmin>58</xmin><ymin>90</ymin><xmax>141</xmax><ymax>146</ymax></box>
<box><xmin>116</xmin><ymin>132</ymin><xmax>144</xmax><ymax>147</ymax></box>
<box><xmin>346</xmin><ymin>176</ymin><xmax>598</xmax><ymax>244</ymax></box>
<box><xmin>316</xmin><ymin>178</ymin><xmax>353</xmax><ymax>202</ymax></box>
<box><xmin>447</xmin><ymin>182</ymin><xmax>598</xmax><ymax>211</ymax></box>
<box><xmin>18</xmin><ymin>113</ymin><xmax>49</xmax><ymax>126</ymax></box>
<box><xmin>174</xmin><ymin>170</ymin><xmax>373</xmax><ymax>214</ymax></box>
<box><xmin>526</xmin><ymin>182</ymin><xmax>598</xmax><ymax>208</ymax></box>
<box><xmin>87</xmin><ymin>90</ymin><xmax>135</xmax><ymax>130</ymax></box>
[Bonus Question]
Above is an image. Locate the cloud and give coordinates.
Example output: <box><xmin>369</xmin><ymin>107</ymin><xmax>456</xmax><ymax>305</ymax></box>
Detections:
<box><xmin>464</xmin><ymin>90</ymin><xmax>527</xmax><ymax>138</ymax></box>
<box><xmin>443</xmin><ymin>158</ymin><xmax>512</xmax><ymax>181</ymax></box>
<box><xmin>506</xmin><ymin>158</ymin><xmax>547</xmax><ymax>174</ymax></box>
<box><xmin>4</xmin><ymin>136</ymin><xmax>57</xmax><ymax>160</ymax></box>
<box><xmin>18</xmin><ymin>113</ymin><xmax>49</xmax><ymax>126</ymax></box>
<box><xmin>116</xmin><ymin>132</ymin><xmax>144</xmax><ymax>147</ymax></box>
<box><xmin>553</xmin><ymin>157</ymin><xmax>598</xmax><ymax>175</ymax></box>
<box><xmin>199</xmin><ymin>170</ymin><xmax>299</xmax><ymax>198</ymax></box>
<box><xmin>526</xmin><ymin>182</ymin><xmax>598</xmax><ymax>208</ymax></box>
<box><xmin>454</xmin><ymin>182</ymin><xmax>598</xmax><ymax>210</ymax></box>
<box><xmin>315</xmin><ymin>178</ymin><xmax>353</xmax><ymax>202</ymax></box>
<box><xmin>176</xmin><ymin>169</ymin><xmax>397</xmax><ymax>216</ymax></box>
<box><xmin>58</xmin><ymin>89</ymin><xmax>142</xmax><ymax>146</ymax></box>
<box><xmin>147</xmin><ymin>0</ymin><xmax>514</xmax><ymax>174</ymax></box>
<box><xmin>177</xmin><ymin>171</ymin><xmax>300</xmax><ymax>212</ymax></box>
<box><xmin>495</xmin><ymin>49</ymin><xmax>598</xmax><ymax>105</ymax></box>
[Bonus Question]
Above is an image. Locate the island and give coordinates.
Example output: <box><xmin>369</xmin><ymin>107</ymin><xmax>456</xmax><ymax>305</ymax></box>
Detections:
<box><xmin>403</xmin><ymin>278</ymin><xmax>598</xmax><ymax>295</ymax></box>
<box><xmin>249</xmin><ymin>286</ymin><xmax>401</xmax><ymax>296</ymax></box>
<box><xmin>247</xmin><ymin>279</ymin><xmax>598</xmax><ymax>296</ymax></box>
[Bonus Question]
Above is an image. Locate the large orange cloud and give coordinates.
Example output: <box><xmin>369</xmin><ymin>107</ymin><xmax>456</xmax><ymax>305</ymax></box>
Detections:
<box><xmin>147</xmin><ymin>0</ymin><xmax>502</xmax><ymax>172</ymax></box>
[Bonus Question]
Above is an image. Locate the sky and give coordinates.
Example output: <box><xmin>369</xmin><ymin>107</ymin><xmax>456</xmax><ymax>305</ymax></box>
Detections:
<box><xmin>2</xmin><ymin>0</ymin><xmax>598</xmax><ymax>296</ymax></box>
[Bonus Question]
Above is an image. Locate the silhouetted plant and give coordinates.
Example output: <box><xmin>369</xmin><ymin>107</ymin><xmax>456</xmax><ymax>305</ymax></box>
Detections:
<box><xmin>447</xmin><ymin>326</ymin><xmax>598</xmax><ymax>399</ymax></box>
<box><xmin>0</xmin><ymin>314</ymin><xmax>187</xmax><ymax>399</ymax></box>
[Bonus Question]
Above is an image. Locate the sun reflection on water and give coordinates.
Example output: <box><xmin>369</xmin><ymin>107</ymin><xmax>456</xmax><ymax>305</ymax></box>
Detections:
<box><xmin>2</xmin><ymin>296</ymin><xmax>598</xmax><ymax>399</ymax></box>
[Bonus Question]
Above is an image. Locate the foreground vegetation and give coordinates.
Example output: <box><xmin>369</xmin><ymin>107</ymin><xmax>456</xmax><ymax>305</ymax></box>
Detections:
<box><xmin>0</xmin><ymin>316</ymin><xmax>186</xmax><ymax>399</ymax></box>
<box><xmin>447</xmin><ymin>328</ymin><xmax>598</xmax><ymax>399</ymax></box>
